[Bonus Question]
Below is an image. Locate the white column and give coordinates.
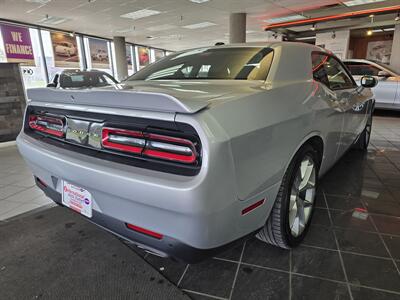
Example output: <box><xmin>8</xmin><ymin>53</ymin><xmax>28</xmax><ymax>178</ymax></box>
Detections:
<box><xmin>229</xmin><ymin>13</ymin><xmax>246</xmax><ymax>44</ymax></box>
<box><xmin>113</xmin><ymin>36</ymin><xmax>128</xmax><ymax>81</ymax></box>
<box><xmin>390</xmin><ymin>24</ymin><xmax>400</xmax><ymax>73</ymax></box>
<box><xmin>315</xmin><ymin>30</ymin><xmax>350</xmax><ymax>60</ymax></box>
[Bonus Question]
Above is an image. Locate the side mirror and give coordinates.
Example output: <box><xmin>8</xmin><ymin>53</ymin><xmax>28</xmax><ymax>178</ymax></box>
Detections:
<box><xmin>377</xmin><ymin>70</ymin><xmax>390</xmax><ymax>78</ymax></box>
<box><xmin>360</xmin><ymin>76</ymin><xmax>378</xmax><ymax>88</ymax></box>
<box><xmin>46</xmin><ymin>83</ymin><xmax>57</xmax><ymax>88</ymax></box>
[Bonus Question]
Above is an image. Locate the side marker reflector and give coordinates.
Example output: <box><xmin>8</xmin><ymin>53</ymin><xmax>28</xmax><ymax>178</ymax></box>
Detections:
<box><xmin>242</xmin><ymin>198</ymin><xmax>265</xmax><ymax>215</ymax></box>
<box><xmin>126</xmin><ymin>223</ymin><xmax>163</xmax><ymax>239</ymax></box>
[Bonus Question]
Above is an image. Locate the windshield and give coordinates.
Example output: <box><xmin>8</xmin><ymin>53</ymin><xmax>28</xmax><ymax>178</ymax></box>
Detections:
<box><xmin>127</xmin><ymin>47</ymin><xmax>274</xmax><ymax>81</ymax></box>
<box><xmin>60</xmin><ymin>72</ymin><xmax>116</xmax><ymax>88</ymax></box>
<box><xmin>371</xmin><ymin>61</ymin><xmax>399</xmax><ymax>75</ymax></box>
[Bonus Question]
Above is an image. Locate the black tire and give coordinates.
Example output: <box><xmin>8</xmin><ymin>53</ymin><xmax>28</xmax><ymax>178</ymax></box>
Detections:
<box><xmin>354</xmin><ymin>112</ymin><xmax>372</xmax><ymax>151</ymax></box>
<box><xmin>256</xmin><ymin>144</ymin><xmax>320</xmax><ymax>249</ymax></box>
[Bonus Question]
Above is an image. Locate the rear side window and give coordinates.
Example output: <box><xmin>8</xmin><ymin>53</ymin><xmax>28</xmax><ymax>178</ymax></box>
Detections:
<box><xmin>344</xmin><ymin>62</ymin><xmax>380</xmax><ymax>76</ymax></box>
<box><xmin>312</xmin><ymin>53</ymin><xmax>355</xmax><ymax>90</ymax></box>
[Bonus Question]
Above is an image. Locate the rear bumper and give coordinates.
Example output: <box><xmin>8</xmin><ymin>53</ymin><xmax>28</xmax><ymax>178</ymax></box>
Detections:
<box><xmin>36</xmin><ymin>177</ymin><xmax>257</xmax><ymax>263</ymax></box>
<box><xmin>17</xmin><ymin>131</ymin><xmax>281</xmax><ymax>261</ymax></box>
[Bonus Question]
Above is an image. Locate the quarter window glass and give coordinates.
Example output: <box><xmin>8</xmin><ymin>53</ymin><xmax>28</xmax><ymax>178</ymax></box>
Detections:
<box><xmin>312</xmin><ymin>53</ymin><xmax>330</xmax><ymax>87</ymax></box>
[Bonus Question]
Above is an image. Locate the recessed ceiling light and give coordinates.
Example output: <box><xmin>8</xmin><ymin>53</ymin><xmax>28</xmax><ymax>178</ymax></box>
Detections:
<box><xmin>37</xmin><ymin>16</ymin><xmax>69</xmax><ymax>25</ymax></box>
<box><xmin>182</xmin><ymin>22</ymin><xmax>216</xmax><ymax>29</ymax></box>
<box><xmin>342</xmin><ymin>0</ymin><xmax>386</xmax><ymax>7</ymax></box>
<box><xmin>367</xmin><ymin>29</ymin><xmax>373</xmax><ymax>35</ymax></box>
<box><xmin>120</xmin><ymin>9</ymin><xmax>161</xmax><ymax>20</ymax></box>
<box><xmin>147</xmin><ymin>24</ymin><xmax>177</xmax><ymax>31</ymax></box>
<box><xmin>264</xmin><ymin>14</ymin><xmax>307</xmax><ymax>24</ymax></box>
<box><xmin>115</xmin><ymin>28</ymin><xmax>134</xmax><ymax>33</ymax></box>
<box><xmin>189</xmin><ymin>0</ymin><xmax>210</xmax><ymax>3</ymax></box>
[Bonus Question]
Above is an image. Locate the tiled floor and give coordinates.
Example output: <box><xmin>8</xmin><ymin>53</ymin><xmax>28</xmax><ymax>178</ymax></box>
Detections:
<box><xmin>129</xmin><ymin>113</ymin><xmax>400</xmax><ymax>300</ymax></box>
<box><xmin>0</xmin><ymin>143</ymin><xmax>54</xmax><ymax>221</ymax></box>
<box><xmin>1</xmin><ymin>112</ymin><xmax>400</xmax><ymax>299</ymax></box>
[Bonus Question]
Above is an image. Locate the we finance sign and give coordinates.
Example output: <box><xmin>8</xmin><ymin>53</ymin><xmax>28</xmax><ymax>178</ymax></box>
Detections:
<box><xmin>1</xmin><ymin>24</ymin><xmax>35</xmax><ymax>66</ymax></box>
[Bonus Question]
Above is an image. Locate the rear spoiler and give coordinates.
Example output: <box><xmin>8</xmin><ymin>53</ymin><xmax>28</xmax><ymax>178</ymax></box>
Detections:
<box><xmin>26</xmin><ymin>87</ymin><xmax>208</xmax><ymax>114</ymax></box>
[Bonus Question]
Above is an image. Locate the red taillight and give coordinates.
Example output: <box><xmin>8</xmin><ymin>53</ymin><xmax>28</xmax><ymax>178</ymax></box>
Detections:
<box><xmin>126</xmin><ymin>223</ymin><xmax>163</xmax><ymax>239</ymax></box>
<box><xmin>102</xmin><ymin>127</ymin><xmax>145</xmax><ymax>154</ymax></box>
<box><xmin>101</xmin><ymin>127</ymin><xmax>198</xmax><ymax>164</ymax></box>
<box><xmin>29</xmin><ymin>114</ymin><xmax>64</xmax><ymax>137</ymax></box>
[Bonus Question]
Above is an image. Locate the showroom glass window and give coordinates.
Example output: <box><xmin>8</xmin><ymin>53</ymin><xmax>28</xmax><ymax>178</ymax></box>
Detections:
<box><xmin>0</xmin><ymin>26</ymin><xmax>47</xmax><ymax>88</ymax></box>
<box><xmin>128</xmin><ymin>47</ymin><xmax>274</xmax><ymax>81</ymax></box>
<box><xmin>343</xmin><ymin>62</ymin><xmax>381</xmax><ymax>76</ymax></box>
<box><xmin>312</xmin><ymin>53</ymin><xmax>355</xmax><ymax>90</ymax></box>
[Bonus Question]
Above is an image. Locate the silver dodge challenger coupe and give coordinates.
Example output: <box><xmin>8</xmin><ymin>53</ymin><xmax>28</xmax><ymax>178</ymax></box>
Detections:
<box><xmin>17</xmin><ymin>42</ymin><xmax>377</xmax><ymax>263</ymax></box>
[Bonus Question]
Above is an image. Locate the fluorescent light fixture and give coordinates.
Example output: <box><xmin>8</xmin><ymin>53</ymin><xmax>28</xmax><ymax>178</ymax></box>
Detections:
<box><xmin>264</xmin><ymin>14</ymin><xmax>306</xmax><ymax>24</ymax></box>
<box><xmin>115</xmin><ymin>28</ymin><xmax>134</xmax><ymax>33</ymax></box>
<box><xmin>120</xmin><ymin>9</ymin><xmax>161</xmax><ymax>20</ymax></box>
<box><xmin>37</xmin><ymin>16</ymin><xmax>69</xmax><ymax>25</ymax></box>
<box><xmin>189</xmin><ymin>0</ymin><xmax>210</xmax><ymax>3</ymax></box>
<box><xmin>384</xmin><ymin>27</ymin><xmax>395</xmax><ymax>31</ymax></box>
<box><xmin>295</xmin><ymin>36</ymin><xmax>316</xmax><ymax>40</ymax></box>
<box><xmin>26</xmin><ymin>0</ymin><xmax>51</xmax><ymax>3</ymax></box>
<box><xmin>147</xmin><ymin>24</ymin><xmax>177</xmax><ymax>31</ymax></box>
<box><xmin>372</xmin><ymin>29</ymin><xmax>383</xmax><ymax>32</ymax></box>
<box><xmin>343</xmin><ymin>0</ymin><xmax>386</xmax><ymax>7</ymax></box>
<box><xmin>182</xmin><ymin>22</ymin><xmax>216</xmax><ymax>29</ymax></box>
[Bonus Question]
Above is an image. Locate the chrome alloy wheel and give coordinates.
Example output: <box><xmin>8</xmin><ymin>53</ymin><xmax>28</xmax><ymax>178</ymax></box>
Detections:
<box><xmin>288</xmin><ymin>155</ymin><xmax>316</xmax><ymax>237</ymax></box>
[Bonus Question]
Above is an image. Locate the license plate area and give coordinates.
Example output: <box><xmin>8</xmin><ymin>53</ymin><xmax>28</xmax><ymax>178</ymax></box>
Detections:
<box><xmin>62</xmin><ymin>181</ymin><xmax>92</xmax><ymax>218</ymax></box>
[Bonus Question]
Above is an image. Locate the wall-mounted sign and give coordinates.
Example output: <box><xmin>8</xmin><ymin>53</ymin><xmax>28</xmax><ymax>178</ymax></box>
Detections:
<box><xmin>138</xmin><ymin>46</ymin><xmax>150</xmax><ymax>69</ymax></box>
<box><xmin>50</xmin><ymin>32</ymin><xmax>80</xmax><ymax>68</ymax></box>
<box><xmin>154</xmin><ymin>49</ymin><xmax>165</xmax><ymax>61</ymax></box>
<box><xmin>0</xmin><ymin>24</ymin><xmax>35</xmax><ymax>66</ymax></box>
<box><xmin>88</xmin><ymin>38</ymin><xmax>110</xmax><ymax>69</ymax></box>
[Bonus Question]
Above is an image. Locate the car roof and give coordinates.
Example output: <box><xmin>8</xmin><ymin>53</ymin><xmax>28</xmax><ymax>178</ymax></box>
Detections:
<box><xmin>174</xmin><ymin>41</ymin><xmax>329</xmax><ymax>55</ymax></box>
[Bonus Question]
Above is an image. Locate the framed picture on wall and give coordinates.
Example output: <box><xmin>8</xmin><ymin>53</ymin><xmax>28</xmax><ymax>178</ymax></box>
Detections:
<box><xmin>366</xmin><ymin>40</ymin><xmax>393</xmax><ymax>64</ymax></box>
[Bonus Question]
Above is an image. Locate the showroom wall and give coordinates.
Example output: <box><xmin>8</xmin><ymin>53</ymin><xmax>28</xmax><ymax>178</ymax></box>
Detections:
<box><xmin>0</xmin><ymin>21</ymin><xmax>169</xmax><ymax>89</ymax></box>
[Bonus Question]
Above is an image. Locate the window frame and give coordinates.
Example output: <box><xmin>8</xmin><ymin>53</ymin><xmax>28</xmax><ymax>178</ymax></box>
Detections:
<box><xmin>312</xmin><ymin>51</ymin><xmax>357</xmax><ymax>91</ymax></box>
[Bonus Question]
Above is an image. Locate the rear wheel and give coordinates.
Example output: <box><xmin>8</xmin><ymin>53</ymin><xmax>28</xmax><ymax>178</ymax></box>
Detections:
<box><xmin>257</xmin><ymin>144</ymin><xmax>320</xmax><ymax>248</ymax></box>
<box><xmin>354</xmin><ymin>112</ymin><xmax>372</xmax><ymax>150</ymax></box>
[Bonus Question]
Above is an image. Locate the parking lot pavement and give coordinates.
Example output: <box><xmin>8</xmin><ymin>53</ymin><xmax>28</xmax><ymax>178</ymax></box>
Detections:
<box><xmin>0</xmin><ymin>112</ymin><xmax>399</xmax><ymax>299</ymax></box>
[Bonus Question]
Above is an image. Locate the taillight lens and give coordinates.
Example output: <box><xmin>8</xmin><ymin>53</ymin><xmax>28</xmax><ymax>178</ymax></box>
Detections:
<box><xmin>101</xmin><ymin>127</ymin><xmax>198</xmax><ymax>164</ymax></box>
<box><xmin>102</xmin><ymin>127</ymin><xmax>145</xmax><ymax>154</ymax></box>
<box><xmin>28</xmin><ymin>114</ymin><xmax>64</xmax><ymax>137</ymax></box>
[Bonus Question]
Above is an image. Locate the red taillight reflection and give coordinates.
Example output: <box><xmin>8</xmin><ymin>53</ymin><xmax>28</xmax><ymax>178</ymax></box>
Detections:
<box><xmin>29</xmin><ymin>114</ymin><xmax>64</xmax><ymax>137</ymax></box>
<box><xmin>101</xmin><ymin>127</ymin><xmax>198</xmax><ymax>164</ymax></box>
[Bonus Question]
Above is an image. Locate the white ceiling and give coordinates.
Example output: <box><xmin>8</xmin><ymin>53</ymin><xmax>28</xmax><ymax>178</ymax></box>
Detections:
<box><xmin>0</xmin><ymin>0</ymin><xmax>399</xmax><ymax>51</ymax></box>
